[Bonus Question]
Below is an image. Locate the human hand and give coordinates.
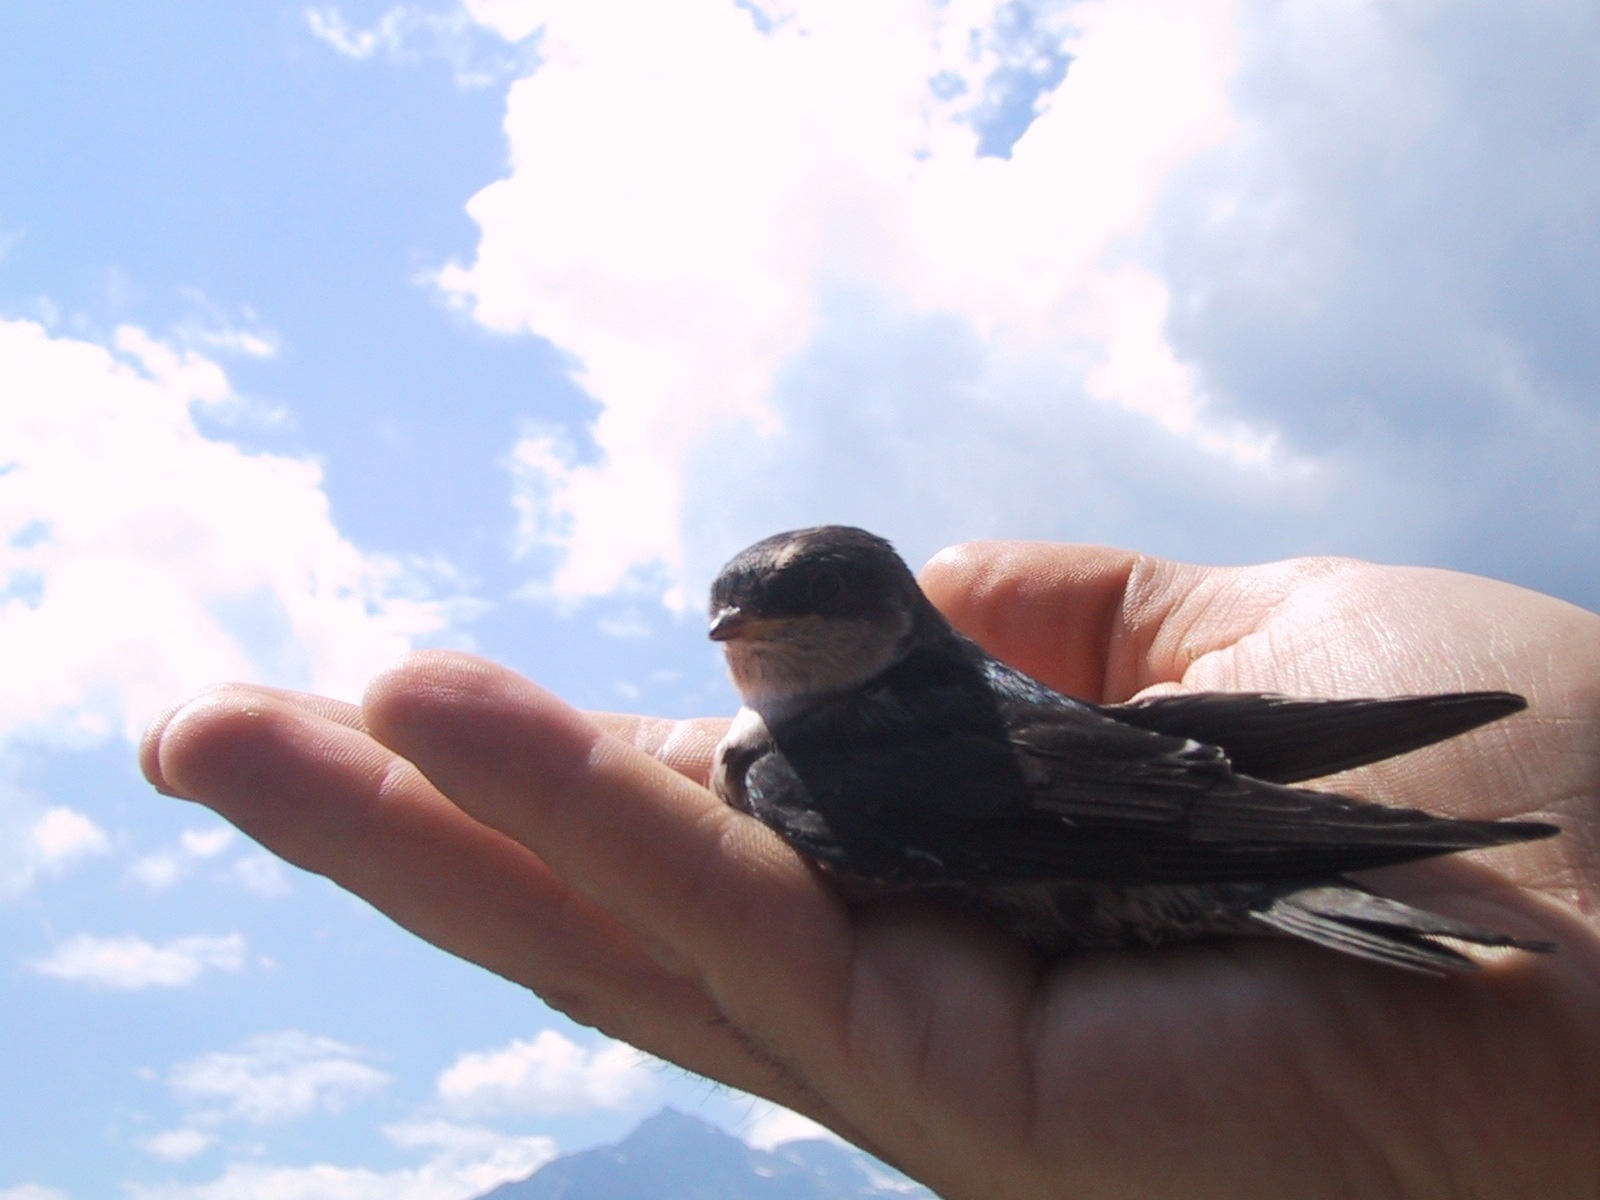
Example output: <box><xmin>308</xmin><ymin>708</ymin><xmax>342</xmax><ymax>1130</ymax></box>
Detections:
<box><xmin>140</xmin><ymin>544</ymin><xmax>1600</xmax><ymax>1198</ymax></box>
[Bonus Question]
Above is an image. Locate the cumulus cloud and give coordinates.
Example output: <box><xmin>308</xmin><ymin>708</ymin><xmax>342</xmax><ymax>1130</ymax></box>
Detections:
<box><xmin>31</xmin><ymin>806</ymin><xmax>113</xmax><ymax>864</ymax></box>
<box><xmin>0</xmin><ymin>1187</ymin><xmax>70</xmax><ymax>1200</ymax></box>
<box><xmin>435</xmin><ymin>1029</ymin><xmax>658</xmax><ymax>1117</ymax></box>
<box><xmin>127</xmin><ymin>854</ymin><xmax>183</xmax><ymax>889</ymax></box>
<box><xmin>140</xmin><ymin>1128</ymin><xmax>217</xmax><ymax>1162</ymax></box>
<box><xmin>124</xmin><ymin>1122</ymin><xmax>555</xmax><ymax>1200</ymax></box>
<box><xmin>383</xmin><ymin>1118</ymin><xmax>556</xmax><ymax>1161</ymax></box>
<box><xmin>434</xmin><ymin>0</ymin><xmax>1598</xmax><ymax>609</ymax></box>
<box><xmin>0</xmin><ymin>784</ymin><xmax>112</xmax><ymax>897</ymax></box>
<box><xmin>130</xmin><ymin>1039</ymin><xmax>563</xmax><ymax>1200</ymax></box>
<box><xmin>305</xmin><ymin>4</ymin><xmax>533</xmax><ymax>89</ymax></box>
<box><xmin>129</xmin><ymin>826</ymin><xmax>234</xmax><ymax>890</ymax></box>
<box><xmin>226</xmin><ymin>852</ymin><xmax>293</xmax><ymax>897</ymax></box>
<box><xmin>28</xmin><ymin>932</ymin><xmax>247</xmax><ymax>989</ymax></box>
<box><xmin>0</xmin><ymin>317</ymin><xmax>456</xmax><ymax>748</ymax></box>
<box><xmin>180</xmin><ymin>828</ymin><xmax>235</xmax><ymax>858</ymax></box>
<box><xmin>1153</xmin><ymin>0</ymin><xmax>1600</xmax><ymax>599</ymax></box>
<box><xmin>738</xmin><ymin>1099</ymin><xmax>841</xmax><ymax>1150</ymax></box>
<box><xmin>459</xmin><ymin>0</ymin><xmax>543</xmax><ymax>43</ymax></box>
<box><xmin>164</xmin><ymin>291</ymin><xmax>282</xmax><ymax>389</ymax></box>
<box><xmin>167</xmin><ymin>1031</ymin><xmax>391</xmax><ymax>1125</ymax></box>
<box><xmin>127</xmin><ymin>826</ymin><xmax>289</xmax><ymax>895</ymax></box>
<box><xmin>438</xmin><ymin>0</ymin><xmax>1266</xmax><ymax>602</ymax></box>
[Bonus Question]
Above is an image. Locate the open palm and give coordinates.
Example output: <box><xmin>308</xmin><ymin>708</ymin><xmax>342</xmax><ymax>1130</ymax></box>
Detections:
<box><xmin>142</xmin><ymin>542</ymin><xmax>1600</xmax><ymax>1199</ymax></box>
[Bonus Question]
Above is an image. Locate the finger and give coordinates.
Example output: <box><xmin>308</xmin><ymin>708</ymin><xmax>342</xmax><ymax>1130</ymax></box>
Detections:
<box><xmin>587</xmin><ymin>713</ymin><xmax>728</xmax><ymax>788</ymax></box>
<box><xmin>140</xmin><ymin>686</ymin><xmax>365</xmax><ymax>793</ymax></box>
<box><xmin>361</xmin><ymin>653</ymin><xmax>861</xmax><ymax>1080</ymax></box>
<box><xmin>918</xmin><ymin>540</ymin><xmax>1157</xmax><ymax>701</ymax></box>
<box><xmin>918</xmin><ymin>541</ymin><xmax>1344</xmax><ymax>701</ymax></box>
<box><xmin>140</xmin><ymin>685</ymin><xmax>782</xmax><ymax>1098</ymax></box>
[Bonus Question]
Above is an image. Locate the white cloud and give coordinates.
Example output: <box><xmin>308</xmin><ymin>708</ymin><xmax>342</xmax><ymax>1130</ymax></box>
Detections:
<box><xmin>140</xmin><ymin>1128</ymin><xmax>217</xmax><ymax>1162</ymax></box>
<box><xmin>128</xmin><ymin>826</ymin><xmax>293</xmax><ymax>896</ymax></box>
<box><xmin>436</xmin><ymin>0</ymin><xmax>1599</xmax><ymax>609</ymax></box>
<box><xmin>1</xmin><ymin>758</ymin><xmax>113</xmax><ymax>897</ymax></box>
<box><xmin>738</xmin><ymin>1099</ymin><xmax>841</xmax><ymax>1150</ymax></box>
<box><xmin>179</xmin><ymin>827</ymin><xmax>234</xmax><ymax>858</ymax></box>
<box><xmin>168</xmin><ymin>1031</ymin><xmax>391</xmax><ymax>1125</ymax></box>
<box><xmin>0</xmin><ymin>317</ymin><xmax>455</xmax><ymax>748</ymax></box>
<box><xmin>227</xmin><ymin>853</ymin><xmax>293</xmax><ymax>898</ymax></box>
<box><xmin>129</xmin><ymin>828</ymin><xmax>292</xmax><ymax>896</ymax></box>
<box><xmin>29</xmin><ymin>932</ymin><xmax>247</xmax><ymax>989</ymax></box>
<box><xmin>30</xmin><ymin>806</ymin><xmax>112</xmax><ymax>865</ymax></box>
<box><xmin>123</xmin><ymin>1122</ymin><xmax>555</xmax><ymax>1200</ymax></box>
<box><xmin>1148</xmin><ymin>0</ymin><xmax>1600</xmax><ymax>596</ymax></box>
<box><xmin>460</xmin><ymin>0</ymin><xmax>542</xmax><ymax>43</ymax></box>
<box><xmin>181</xmin><ymin>326</ymin><xmax>277</xmax><ymax>362</ymax></box>
<box><xmin>152</xmin><ymin>291</ymin><xmax>283</xmax><ymax>366</ymax></box>
<box><xmin>435</xmin><ymin>1030</ymin><xmax>658</xmax><ymax>1117</ymax></box>
<box><xmin>305</xmin><ymin>6</ymin><xmax>385</xmax><ymax>58</ymax></box>
<box><xmin>0</xmin><ymin>1187</ymin><xmax>70</xmax><ymax>1200</ymax></box>
<box><xmin>130</xmin><ymin>1041</ymin><xmax>559</xmax><ymax>1200</ymax></box>
<box><xmin>127</xmin><ymin>854</ymin><xmax>184</xmax><ymax>890</ymax></box>
<box><xmin>440</xmin><ymin>0</ymin><xmax>1261</xmax><ymax>603</ymax></box>
<box><xmin>1</xmin><ymin>794</ymin><xmax>111</xmax><ymax>896</ymax></box>
<box><xmin>305</xmin><ymin>5</ymin><xmax>531</xmax><ymax>89</ymax></box>
<box><xmin>383</xmin><ymin>1118</ymin><xmax>552</xmax><ymax>1160</ymax></box>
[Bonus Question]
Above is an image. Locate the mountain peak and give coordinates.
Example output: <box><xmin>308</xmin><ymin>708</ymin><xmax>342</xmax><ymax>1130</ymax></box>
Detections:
<box><xmin>473</xmin><ymin>1106</ymin><xmax>934</xmax><ymax>1200</ymax></box>
<box><xmin>619</xmin><ymin>1105</ymin><xmax>732</xmax><ymax>1148</ymax></box>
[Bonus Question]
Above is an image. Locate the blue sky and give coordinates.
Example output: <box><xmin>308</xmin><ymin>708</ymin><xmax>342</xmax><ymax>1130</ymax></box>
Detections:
<box><xmin>3</xmin><ymin>2</ymin><xmax>1598</xmax><ymax>1197</ymax></box>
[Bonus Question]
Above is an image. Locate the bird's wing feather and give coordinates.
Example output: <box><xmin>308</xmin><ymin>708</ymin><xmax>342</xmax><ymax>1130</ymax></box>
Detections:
<box><xmin>1248</xmin><ymin>882</ymin><xmax>1555</xmax><ymax>973</ymax></box>
<box><xmin>744</xmin><ymin>691</ymin><xmax>1555</xmax><ymax>886</ymax></box>
<box><xmin>1104</xmin><ymin>690</ymin><xmax>1527</xmax><ymax>783</ymax></box>
<box><xmin>990</xmin><ymin>703</ymin><xmax>1553</xmax><ymax>882</ymax></box>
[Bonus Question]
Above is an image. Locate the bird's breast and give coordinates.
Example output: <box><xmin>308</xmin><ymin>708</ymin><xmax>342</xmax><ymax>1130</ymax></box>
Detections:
<box><xmin>711</xmin><ymin>705</ymin><xmax>773</xmax><ymax>812</ymax></box>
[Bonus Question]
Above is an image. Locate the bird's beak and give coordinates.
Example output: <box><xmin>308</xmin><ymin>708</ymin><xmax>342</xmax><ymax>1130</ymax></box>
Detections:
<box><xmin>708</xmin><ymin>605</ymin><xmax>749</xmax><ymax>642</ymax></box>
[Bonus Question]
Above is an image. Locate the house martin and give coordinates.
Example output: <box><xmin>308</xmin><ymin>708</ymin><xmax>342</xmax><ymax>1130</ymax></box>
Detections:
<box><xmin>708</xmin><ymin>525</ymin><xmax>1558</xmax><ymax>973</ymax></box>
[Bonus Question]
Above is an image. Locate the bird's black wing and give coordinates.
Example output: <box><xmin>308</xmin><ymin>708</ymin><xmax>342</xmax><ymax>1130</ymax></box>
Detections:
<box><xmin>995</xmin><ymin>702</ymin><xmax>1554</xmax><ymax>883</ymax></box>
<box><xmin>741</xmin><ymin>686</ymin><xmax>1555</xmax><ymax>887</ymax></box>
<box><xmin>1104</xmin><ymin>690</ymin><xmax>1527</xmax><ymax>783</ymax></box>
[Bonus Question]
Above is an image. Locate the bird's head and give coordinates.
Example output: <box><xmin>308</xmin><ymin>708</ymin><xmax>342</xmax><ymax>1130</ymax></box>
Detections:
<box><xmin>708</xmin><ymin>526</ymin><xmax>926</xmax><ymax>714</ymax></box>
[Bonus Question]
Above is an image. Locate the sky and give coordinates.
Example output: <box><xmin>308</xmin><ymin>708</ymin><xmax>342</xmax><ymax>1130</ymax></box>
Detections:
<box><xmin>2</xmin><ymin>1</ymin><xmax>1597</xmax><ymax>1196</ymax></box>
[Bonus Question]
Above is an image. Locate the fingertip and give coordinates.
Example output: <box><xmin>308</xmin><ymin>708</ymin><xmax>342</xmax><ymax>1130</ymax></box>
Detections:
<box><xmin>363</xmin><ymin>648</ymin><xmax>493</xmax><ymax>713</ymax></box>
<box><xmin>139</xmin><ymin>697</ymin><xmax>192</xmax><ymax>796</ymax></box>
<box><xmin>362</xmin><ymin>649</ymin><xmax>602</xmax><ymax>801</ymax></box>
<box><xmin>920</xmin><ymin>537</ymin><xmax>1138</xmax><ymax>624</ymax></box>
<box><xmin>918</xmin><ymin>540</ymin><xmax>992</xmax><ymax>604</ymax></box>
<box><xmin>365</xmin><ymin>650</ymin><xmax>549</xmax><ymax>745</ymax></box>
<box><xmin>917</xmin><ymin>540</ymin><xmax>1036</xmax><ymax>634</ymax></box>
<box><xmin>919</xmin><ymin>540</ymin><xmax>1148</xmax><ymax>700</ymax></box>
<box><xmin>140</xmin><ymin>686</ymin><xmax>262</xmax><ymax>801</ymax></box>
<box><xmin>140</xmin><ymin>685</ymin><xmax>285</xmax><ymax>805</ymax></box>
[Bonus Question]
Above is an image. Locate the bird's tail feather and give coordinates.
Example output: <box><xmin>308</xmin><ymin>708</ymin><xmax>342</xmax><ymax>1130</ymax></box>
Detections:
<box><xmin>1250</xmin><ymin>883</ymin><xmax>1556</xmax><ymax>975</ymax></box>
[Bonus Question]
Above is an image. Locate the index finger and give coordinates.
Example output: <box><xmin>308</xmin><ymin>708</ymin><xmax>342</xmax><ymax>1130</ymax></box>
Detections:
<box><xmin>587</xmin><ymin>713</ymin><xmax>728</xmax><ymax>788</ymax></box>
<box><xmin>917</xmin><ymin>541</ymin><xmax>1157</xmax><ymax>701</ymax></box>
<box><xmin>360</xmin><ymin>653</ymin><xmax>860</xmax><ymax>1066</ymax></box>
<box><xmin>918</xmin><ymin>541</ymin><xmax>1348</xmax><ymax>702</ymax></box>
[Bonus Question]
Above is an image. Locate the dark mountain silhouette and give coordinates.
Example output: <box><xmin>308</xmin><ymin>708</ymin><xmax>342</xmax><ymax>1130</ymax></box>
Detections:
<box><xmin>474</xmin><ymin>1107</ymin><xmax>936</xmax><ymax>1199</ymax></box>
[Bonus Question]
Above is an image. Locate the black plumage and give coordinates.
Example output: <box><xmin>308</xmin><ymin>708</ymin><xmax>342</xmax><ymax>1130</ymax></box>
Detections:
<box><xmin>708</xmin><ymin>526</ymin><xmax>1558</xmax><ymax>973</ymax></box>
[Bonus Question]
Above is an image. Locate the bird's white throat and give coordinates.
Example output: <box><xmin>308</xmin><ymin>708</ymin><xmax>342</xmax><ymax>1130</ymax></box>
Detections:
<box><xmin>722</xmin><ymin>613</ymin><xmax>910</xmax><ymax>720</ymax></box>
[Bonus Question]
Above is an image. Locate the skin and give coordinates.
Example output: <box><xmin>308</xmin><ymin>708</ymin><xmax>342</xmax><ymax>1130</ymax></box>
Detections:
<box><xmin>140</xmin><ymin>543</ymin><xmax>1600</xmax><ymax>1199</ymax></box>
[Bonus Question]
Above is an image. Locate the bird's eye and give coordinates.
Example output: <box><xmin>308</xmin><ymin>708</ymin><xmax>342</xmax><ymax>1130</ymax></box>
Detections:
<box><xmin>806</xmin><ymin>570</ymin><xmax>843</xmax><ymax>608</ymax></box>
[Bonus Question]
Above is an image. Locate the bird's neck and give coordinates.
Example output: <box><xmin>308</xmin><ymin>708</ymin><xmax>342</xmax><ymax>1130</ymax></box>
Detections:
<box><xmin>727</xmin><ymin>616</ymin><xmax>913</xmax><ymax>720</ymax></box>
<box><xmin>732</xmin><ymin>609</ymin><xmax>974</xmax><ymax>723</ymax></box>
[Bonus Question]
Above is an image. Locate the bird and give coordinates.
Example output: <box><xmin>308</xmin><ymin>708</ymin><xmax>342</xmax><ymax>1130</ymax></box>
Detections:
<box><xmin>706</xmin><ymin>525</ymin><xmax>1559</xmax><ymax>973</ymax></box>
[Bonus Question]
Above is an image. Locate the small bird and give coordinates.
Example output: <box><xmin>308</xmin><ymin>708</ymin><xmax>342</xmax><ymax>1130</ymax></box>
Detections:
<box><xmin>708</xmin><ymin>525</ymin><xmax>1558</xmax><ymax>973</ymax></box>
